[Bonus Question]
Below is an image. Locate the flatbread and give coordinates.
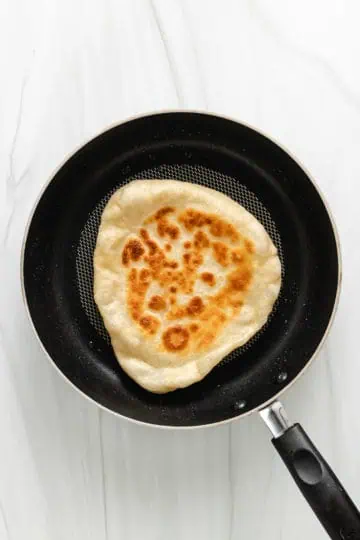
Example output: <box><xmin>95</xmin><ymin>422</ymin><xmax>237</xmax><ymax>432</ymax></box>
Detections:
<box><xmin>93</xmin><ymin>180</ymin><xmax>281</xmax><ymax>393</ymax></box>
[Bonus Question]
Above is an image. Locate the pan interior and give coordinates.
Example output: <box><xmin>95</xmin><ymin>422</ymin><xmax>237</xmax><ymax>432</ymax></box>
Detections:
<box><xmin>23</xmin><ymin>112</ymin><xmax>339</xmax><ymax>426</ymax></box>
<box><xmin>76</xmin><ymin>164</ymin><xmax>284</xmax><ymax>362</ymax></box>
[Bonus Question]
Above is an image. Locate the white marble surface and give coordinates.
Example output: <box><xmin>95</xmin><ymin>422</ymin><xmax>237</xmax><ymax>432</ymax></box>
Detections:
<box><xmin>1</xmin><ymin>0</ymin><xmax>360</xmax><ymax>538</ymax></box>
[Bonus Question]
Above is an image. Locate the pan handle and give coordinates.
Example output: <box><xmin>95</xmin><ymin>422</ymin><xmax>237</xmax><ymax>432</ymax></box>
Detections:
<box><xmin>260</xmin><ymin>401</ymin><xmax>360</xmax><ymax>539</ymax></box>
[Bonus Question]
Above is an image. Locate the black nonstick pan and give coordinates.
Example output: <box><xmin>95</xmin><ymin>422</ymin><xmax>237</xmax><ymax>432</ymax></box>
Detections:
<box><xmin>21</xmin><ymin>112</ymin><xmax>360</xmax><ymax>538</ymax></box>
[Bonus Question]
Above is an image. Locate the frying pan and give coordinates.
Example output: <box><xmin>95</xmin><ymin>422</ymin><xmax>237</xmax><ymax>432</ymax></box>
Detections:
<box><xmin>21</xmin><ymin>112</ymin><xmax>360</xmax><ymax>538</ymax></box>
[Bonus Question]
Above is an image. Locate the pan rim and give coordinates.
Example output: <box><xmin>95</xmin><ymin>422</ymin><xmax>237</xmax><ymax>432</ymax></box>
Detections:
<box><xmin>20</xmin><ymin>109</ymin><xmax>342</xmax><ymax>430</ymax></box>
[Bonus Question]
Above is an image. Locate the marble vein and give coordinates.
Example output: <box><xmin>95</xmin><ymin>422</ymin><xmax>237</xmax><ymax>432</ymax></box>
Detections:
<box><xmin>4</xmin><ymin>77</ymin><xmax>27</xmax><ymax>245</ymax></box>
<box><xmin>150</xmin><ymin>0</ymin><xmax>183</xmax><ymax>106</ymax></box>
<box><xmin>0</xmin><ymin>499</ymin><xmax>11</xmax><ymax>540</ymax></box>
<box><xmin>6</xmin><ymin>77</ymin><xmax>27</xmax><ymax>191</ymax></box>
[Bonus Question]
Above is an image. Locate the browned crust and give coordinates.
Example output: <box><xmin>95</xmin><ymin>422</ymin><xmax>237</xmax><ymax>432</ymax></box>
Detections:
<box><xmin>123</xmin><ymin>206</ymin><xmax>254</xmax><ymax>349</ymax></box>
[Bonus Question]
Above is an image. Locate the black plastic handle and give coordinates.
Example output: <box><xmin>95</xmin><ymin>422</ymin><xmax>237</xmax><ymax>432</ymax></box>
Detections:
<box><xmin>273</xmin><ymin>423</ymin><xmax>360</xmax><ymax>539</ymax></box>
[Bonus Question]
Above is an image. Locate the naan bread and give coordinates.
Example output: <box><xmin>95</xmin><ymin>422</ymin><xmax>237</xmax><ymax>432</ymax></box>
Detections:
<box><xmin>94</xmin><ymin>180</ymin><xmax>281</xmax><ymax>393</ymax></box>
